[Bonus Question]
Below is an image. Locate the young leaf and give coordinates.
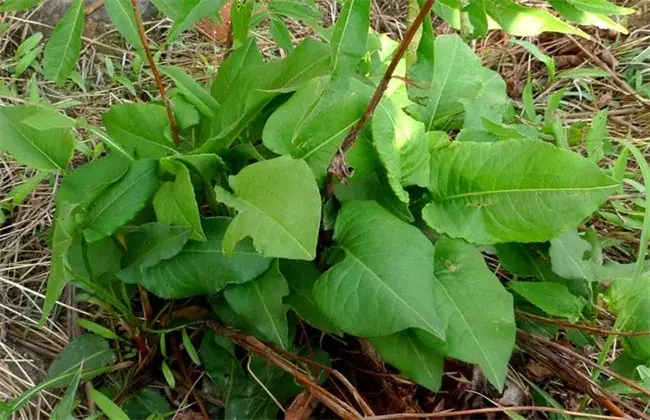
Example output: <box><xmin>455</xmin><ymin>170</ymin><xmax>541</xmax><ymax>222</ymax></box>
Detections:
<box><xmin>42</xmin><ymin>0</ymin><xmax>84</xmax><ymax>86</ymax></box>
<box><xmin>549</xmin><ymin>230</ymin><xmax>596</xmax><ymax>281</ymax></box>
<box><xmin>372</xmin><ymin>97</ymin><xmax>429</xmax><ymax>203</ymax></box>
<box><xmin>14</xmin><ymin>45</ymin><xmax>42</xmax><ymax>77</ymax></box>
<box><xmin>117</xmin><ymin>222</ymin><xmax>192</xmax><ymax>283</ymax></box>
<box><xmin>511</xmin><ymin>39</ymin><xmax>555</xmax><ymax>81</ymax></box>
<box><xmin>225</xmin><ymin>260</ymin><xmax>290</xmax><ymax>348</ymax></box>
<box><xmin>39</xmin><ymin>203</ymin><xmax>79</xmax><ymax>326</ymax></box>
<box><xmin>83</xmin><ymin>159</ymin><xmax>159</xmax><ymax>243</ymax></box>
<box><xmin>280</xmin><ymin>260</ymin><xmax>340</xmax><ymax>334</ymax></box>
<box><xmin>0</xmin><ymin>105</ymin><xmax>75</xmax><ymax>171</ymax></box>
<box><xmin>182</xmin><ymin>328</ymin><xmax>201</xmax><ymax>365</ymax></box>
<box><xmin>313</xmin><ymin>201</ymin><xmax>447</xmax><ymax>338</ymax></box>
<box><xmin>154</xmin><ymin>160</ymin><xmax>206</xmax><ymax>241</ymax></box>
<box><xmin>56</xmin><ymin>152</ymin><xmax>130</xmax><ymax>207</ymax></box>
<box><xmin>102</xmin><ymin>103</ymin><xmax>176</xmax><ymax>159</ymax></box>
<box><xmin>161</xmin><ymin>361</ymin><xmax>176</xmax><ymax>388</ymax></box>
<box><xmin>422</xmin><ymin>140</ymin><xmax>619</xmax><ymax>244</ymax></box>
<box><xmin>167</xmin><ymin>0</ymin><xmax>226</xmax><ymax>41</ymax></box>
<box><xmin>421</xmin><ymin>237</ymin><xmax>515</xmax><ymax>391</ymax></box>
<box><xmin>485</xmin><ymin>0</ymin><xmax>588</xmax><ymax>38</ymax></box>
<box><xmin>330</xmin><ymin>0</ymin><xmax>370</xmax><ymax>75</ymax></box>
<box><xmin>199</xmin><ymin>38</ymin><xmax>330</xmax><ymax>152</ymax></box>
<box><xmin>210</xmin><ymin>37</ymin><xmax>263</xmax><ymax>103</ymax></box>
<box><xmin>371</xmin><ymin>329</ymin><xmax>444</xmax><ymax>392</ymax></box>
<box><xmin>149</xmin><ymin>0</ymin><xmax>183</xmax><ymax>19</ymax></box>
<box><xmin>549</xmin><ymin>0</ymin><xmax>629</xmax><ymax>34</ymax></box>
<box><xmin>568</xmin><ymin>0</ymin><xmax>635</xmax><ymax>16</ymax></box>
<box><xmin>20</xmin><ymin>107</ymin><xmax>76</xmax><ymax>130</ymax></box>
<box><xmin>47</xmin><ymin>334</ymin><xmax>116</xmax><ymax>388</ymax></box>
<box><xmin>586</xmin><ymin>108</ymin><xmax>608</xmax><ymax>163</ymax></box>
<box><xmin>262</xmin><ymin>76</ymin><xmax>372</xmax><ymax>185</ymax></box>
<box><xmin>510</xmin><ymin>281</ymin><xmax>587</xmax><ymax>321</ymax></box>
<box><xmin>159</xmin><ymin>65</ymin><xmax>220</xmax><ymax>116</ymax></box>
<box><xmin>49</xmin><ymin>366</ymin><xmax>82</xmax><ymax>420</ymax></box>
<box><xmin>269</xmin><ymin>17</ymin><xmax>293</xmax><ymax>52</ymax></box>
<box><xmin>105</xmin><ymin>0</ymin><xmax>144</xmax><ymax>55</ymax></box>
<box><xmin>77</xmin><ymin>319</ymin><xmax>120</xmax><ymax>340</ymax></box>
<box><xmin>409</xmin><ymin>35</ymin><xmax>509</xmax><ymax>132</ymax></box>
<box><xmin>215</xmin><ymin>156</ymin><xmax>321</xmax><ymax>260</ymax></box>
<box><xmin>608</xmin><ymin>276</ymin><xmax>650</xmax><ymax>361</ymax></box>
<box><xmin>15</xmin><ymin>32</ymin><xmax>43</xmax><ymax>59</ymax></box>
<box><xmin>90</xmin><ymin>389</ymin><xmax>129</xmax><ymax>420</ymax></box>
<box><xmin>134</xmin><ymin>218</ymin><xmax>271</xmax><ymax>298</ymax></box>
<box><xmin>231</xmin><ymin>0</ymin><xmax>253</xmax><ymax>47</ymax></box>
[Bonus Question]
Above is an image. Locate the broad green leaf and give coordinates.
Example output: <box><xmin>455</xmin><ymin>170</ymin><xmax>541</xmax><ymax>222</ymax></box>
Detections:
<box><xmin>313</xmin><ymin>201</ymin><xmax>447</xmax><ymax>338</ymax></box>
<box><xmin>170</xmin><ymin>92</ymin><xmax>200</xmax><ymax>129</ymax></box>
<box><xmin>123</xmin><ymin>389</ymin><xmax>172</xmax><ymax>419</ymax></box>
<box><xmin>20</xmin><ymin>107</ymin><xmax>76</xmax><ymax>130</ymax></box>
<box><xmin>371</xmin><ymin>329</ymin><xmax>443</xmax><ymax>391</ymax></box>
<box><xmin>154</xmin><ymin>159</ymin><xmax>206</xmax><ymax>241</ymax></box>
<box><xmin>47</xmin><ymin>334</ymin><xmax>116</xmax><ymax>388</ymax></box>
<box><xmin>0</xmin><ymin>105</ymin><xmax>75</xmax><ymax>171</ymax></box>
<box><xmin>269</xmin><ymin>17</ymin><xmax>293</xmax><ymax>52</ymax></box>
<box><xmin>159</xmin><ymin>65</ymin><xmax>220</xmax><ymax>116</ymax></box>
<box><xmin>83</xmin><ymin>159</ymin><xmax>159</xmax><ymax>243</ymax></box>
<box><xmin>549</xmin><ymin>0</ymin><xmax>629</xmax><ymax>34</ymax></box>
<box><xmin>586</xmin><ymin>108</ymin><xmax>608</xmax><ymax>163</ymax></box>
<box><xmin>422</xmin><ymin>140</ymin><xmax>619</xmax><ymax>244</ymax></box>
<box><xmin>485</xmin><ymin>0</ymin><xmax>588</xmax><ymax>38</ymax></box>
<box><xmin>5</xmin><ymin>171</ymin><xmax>49</xmax><ymax>208</ymax></box>
<box><xmin>211</xmin><ymin>37</ymin><xmax>263</xmax><ymax>103</ymax></box>
<box><xmin>167</xmin><ymin>0</ymin><xmax>226</xmax><ymax>41</ymax></box>
<box><xmin>200</xmin><ymin>330</ymin><xmax>245</xmax><ymax>403</ymax></box>
<box><xmin>225</xmin><ymin>261</ymin><xmax>290</xmax><ymax>347</ymax></box>
<box><xmin>90</xmin><ymin>389</ymin><xmax>128</xmax><ymax>420</ymax></box>
<box><xmin>199</xmin><ymin>38</ymin><xmax>331</xmax><ymax>152</ymax></box>
<box><xmin>549</xmin><ymin>230</ymin><xmax>596</xmax><ymax>281</ymax></box>
<box><xmin>42</xmin><ymin>0</ymin><xmax>84</xmax><ymax>86</ymax></box>
<box><xmin>280</xmin><ymin>260</ymin><xmax>339</xmax><ymax>334</ymax></box>
<box><xmin>372</xmin><ymin>98</ymin><xmax>429</xmax><ymax>202</ymax></box>
<box><xmin>39</xmin><ymin>203</ymin><xmax>79</xmax><ymax>326</ymax></box>
<box><xmin>56</xmin><ymin>152</ymin><xmax>130</xmax><ymax>208</ymax></box>
<box><xmin>150</xmin><ymin>0</ymin><xmax>183</xmax><ymax>19</ymax></box>
<box><xmin>105</xmin><ymin>0</ymin><xmax>144</xmax><ymax>55</ymax></box>
<box><xmin>134</xmin><ymin>218</ymin><xmax>271</xmax><ymax>298</ymax></box>
<box><xmin>67</xmin><ymin>235</ymin><xmax>122</xmax><ymax>281</ymax></box>
<box><xmin>421</xmin><ymin>237</ymin><xmax>515</xmax><ymax>391</ymax></box>
<box><xmin>102</xmin><ymin>103</ymin><xmax>176</xmax><ymax>159</ymax></box>
<box><xmin>336</xmin><ymin>171</ymin><xmax>414</xmax><ymax>223</ymax></box>
<box><xmin>409</xmin><ymin>35</ymin><xmax>509</xmax><ymax>133</ymax></box>
<box><xmin>88</xmin><ymin>126</ymin><xmax>135</xmax><ymax>161</ymax></box>
<box><xmin>0</xmin><ymin>0</ymin><xmax>40</xmax><ymax>11</ymax></box>
<box><xmin>117</xmin><ymin>222</ymin><xmax>192</xmax><ymax>283</ymax></box>
<box><xmin>330</xmin><ymin>0</ymin><xmax>370</xmax><ymax>75</ymax></box>
<box><xmin>509</xmin><ymin>281</ymin><xmax>586</xmax><ymax>321</ymax></box>
<box><xmin>262</xmin><ymin>76</ymin><xmax>372</xmax><ymax>185</ymax></box>
<box><xmin>215</xmin><ymin>156</ymin><xmax>321</xmax><ymax>260</ymax></box>
<box><xmin>609</xmin><ymin>277</ymin><xmax>650</xmax><ymax>361</ymax></box>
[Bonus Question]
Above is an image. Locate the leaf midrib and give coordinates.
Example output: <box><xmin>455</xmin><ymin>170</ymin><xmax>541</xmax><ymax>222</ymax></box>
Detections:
<box><xmin>254</xmin><ymin>282</ymin><xmax>285</xmax><ymax>347</ymax></box>
<box><xmin>3</xmin><ymin>113</ymin><xmax>63</xmax><ymax>170</ymax></box>
<box><xmin>48</xmin><ymin>0</ymin><xmax>83</xmax><ymax>83</ymax></box>
<box><xmin>439</xmin><ymin>183</ymin><xmax>618</xmax><ymax>200</ymax></box>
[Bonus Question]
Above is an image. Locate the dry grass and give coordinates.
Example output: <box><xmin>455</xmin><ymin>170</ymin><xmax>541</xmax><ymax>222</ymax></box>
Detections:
<box><xmin>0</xmin><ymin>0</ymin><xmax>649</xmax><ymax>417</ymax></box>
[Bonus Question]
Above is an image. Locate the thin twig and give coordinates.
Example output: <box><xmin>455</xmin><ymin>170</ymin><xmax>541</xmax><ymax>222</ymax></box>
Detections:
<box><xmin>211</xmin><ymin>324</ymin><xmax>362</xmax><ymax>419</ymax></box>
<box><xmin>268</xmin><ymin>343</ymin><xmax>375</xmax><ymax>416</ymax></box>
<box><xmin>366</xmin><ymin>406</ymin><xmax>626</xmax><ymax>419</ymax></box>
<box><xmin>516</xmin><ymin>310</ymin><xmax>650</xmax><ymax>336</ymax></box>
<box><xmin>325</xmin><ymin>0</ymin><xmax>436</xmax><ymax>198</ymax></box>
<box><xmin>130</xmin><ymin>0</ymin><xmax>180</xmax><ymax>146</ymax></box>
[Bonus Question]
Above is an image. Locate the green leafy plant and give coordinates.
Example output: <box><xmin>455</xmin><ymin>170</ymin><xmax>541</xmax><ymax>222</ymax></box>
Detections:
<box><xmin>2</xmin><ymin>0</ymin><xmax>649</xmax><ymax>418</ymax></box>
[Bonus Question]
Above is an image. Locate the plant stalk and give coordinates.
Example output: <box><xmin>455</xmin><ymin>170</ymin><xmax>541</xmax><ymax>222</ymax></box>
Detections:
<box><xmin>130</xmin><ymin>0</ymin><xmax>180</xmax><ymax>146</ymax></box>
<box><xmin>325</xmin><ymin>0</ymin><xmax>436</xmax><ymax>199</ymax></box>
